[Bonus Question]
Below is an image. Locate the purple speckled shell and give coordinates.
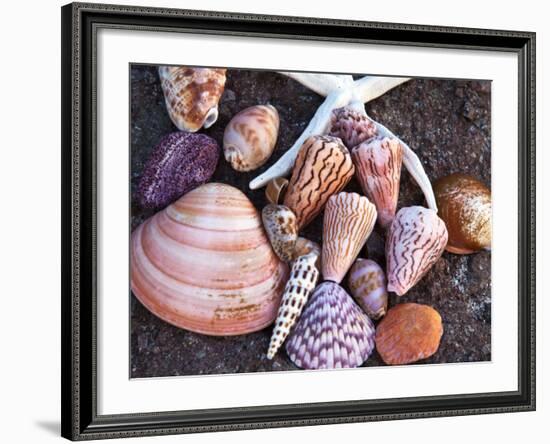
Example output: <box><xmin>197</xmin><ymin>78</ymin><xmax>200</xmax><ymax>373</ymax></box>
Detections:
<box><xmin>329</xmin><ymin>106</ymin><xmax>378</xmax><ymax>149</ymax></box>
<box><xmin>137</xmin><ymin>132</ymin><xmax>219</xmax><ymax>209</ymax></box>
<box><xmin>285</xmin><ymin>282</ymin><xmax>375</xmax><ymax>369</ymax></box>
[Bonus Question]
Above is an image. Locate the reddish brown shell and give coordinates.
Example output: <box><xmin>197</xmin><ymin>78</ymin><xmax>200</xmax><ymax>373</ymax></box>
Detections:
<box><xmin>375</xmin><ymin>303</ymin><xmax>443</xmax><ymax>365</ymax></box>
<box><xmin>433</xmin><ymin>173</ymin><xmax>491</xmax><ymax>254</ymax></box>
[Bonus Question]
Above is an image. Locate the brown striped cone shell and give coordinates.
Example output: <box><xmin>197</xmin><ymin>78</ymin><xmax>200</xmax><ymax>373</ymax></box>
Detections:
<box><xmin>265</xmin><ymin>177</ymin><xmax>289</xmax><ymax>205</ymax></box>
<box><xmin>262</xmin><ymin>204</ymin><xmax>298</xmax><ymax>262</ymax></box>
<box><xmin>352</xmin><ymin>137</ymin><xmax>403</xmax><ymax>229</ymax></box>
<box><xmin>158</xmin><ymin>66</ymin><xmax>226</xmax><ymax>132</ymax></box>
<box><xmin>292</xmin><ymin>237</ymin><xmax>321</xmax><ymax>273</ymax></box>
<box><xmin>433</xmin><ymin>173</ymin><xmax>491</xmax><ymax>254</ymax></box>
<box><xmin>348</xmin><ymin>258</ymin><xmax>388</xmax><ymax>320</ymax></box>
<box><xmin>285</xmin><ymin>282</ymin><xmax>375</xmax><ymax>369</ymax></box>
<box><xmin>386</xmin><ymin>206</ymin><xmax>449</xmax><ymax>296</ymax></box>
<box><xmin>322</xmin><ymin>192</ymin><xmax>377</xmax><ymax>284</ymax></box>
<box><xmin>375</xmin><ymin>303</ymin><xmax>443</xmax><ymax>365</ymax></box>
<box><xmin>329</xmin><ymin>106</ymin><xmax>378</xmax><ymax>149</ymax></box>
<box><xmin>283</xmin><ymin>135</ymin><xmax>355</xmax><ymax>230</ymax></box>
<box><xmin>267</xmin><ymin>252</ymin><xmax>320</xmax><ymax>359</ymax></box>
<box><xmin>223</xmin><ymin>105</ymin><xmax>280</xmax><ymax>172</ymax></box>
<box><xmin>130</xmin><ymin>183</ymin><xmax>289</xmax><ymax>336</ymax></box>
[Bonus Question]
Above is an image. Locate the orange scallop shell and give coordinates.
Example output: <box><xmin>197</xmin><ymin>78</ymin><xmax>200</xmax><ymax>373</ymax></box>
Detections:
<box><xmin>130</xmin><ymin>183</ymin><xmax>289</xmax><ymax>336</ymax></box>
<box><xmin>375</xmin><ymin>303</ymin><xmax>443</xmax><ymax>365</ymax></box>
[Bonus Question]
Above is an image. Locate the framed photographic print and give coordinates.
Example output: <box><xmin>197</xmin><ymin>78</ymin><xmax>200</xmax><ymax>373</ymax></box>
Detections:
<box><xmin>61</xmin><ymin>2</ymin><xmax>536</xmax><ymax>440</ymax></box>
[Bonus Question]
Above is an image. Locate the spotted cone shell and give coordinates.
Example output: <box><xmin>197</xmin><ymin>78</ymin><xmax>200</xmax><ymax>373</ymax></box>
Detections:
<box><xmin>283</xmin><ymin>135</ymin><xmax>355</xmax><ymax>230</ymax></box>
<box><xmin>329</xmin><ymin>106</ymin><xmax>378</xmax><ymax>148</ymax></box>
<box><xmin>159</xmin><ymin>66</ymin><xmax>226</xmax><ymax>132</ymax></box>
<box><xmin>433</xmin><ymin>173</ymin><xmax>491</xmax><ymax>254</ymax></box>
<box><xmin>322</xmin><ymin>192</ymin><xmax>377</xmax><ymax>284</ymax></box>
<box><xmin>285</xmin><ymin>282</ymin><xmax>376</xmax><ymax>369</ymax></box>
<box><xmin>267</xmin><ymin>252</ymin><xmax>320</xmax><ymax>359</ymax></box>
<box><xmin>130</xmin><ymin>183</ymin><xmax>289</xmax><ymax>336</ymax></box>
<box><xmin>223</xmin><ymin>105</ymin><xmax>279</xmax><ymax>172</ymax></box>
<box><xmin>375</xmin><ymin>303</ymin><xmax>443</xmax><ymax>365</ymax></box>
<box><xmin>262</xmin><ymin>204</ymin><xmax>298</xmax><ymax>262</ymax></box>
<box><xmin>386</xmin><ymin>206</ymin><xmax>448</xmax><ymax>296</ymax></box>
<box><xmin>348</xmin><ymin>258</ymin><xmax>388</xmax><ymax>320</ymax></box>
<box><xmin>352</xmin><ymin>137</ymin><xmax>403</xmax><ymax>229</ymax></box>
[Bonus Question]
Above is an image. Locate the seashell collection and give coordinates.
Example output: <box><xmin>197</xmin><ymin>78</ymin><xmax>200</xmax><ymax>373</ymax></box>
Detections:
<box><xmin>131</xmin><ymin>66</ymin><xmax>492</xmax><ymax>373</ymax></box>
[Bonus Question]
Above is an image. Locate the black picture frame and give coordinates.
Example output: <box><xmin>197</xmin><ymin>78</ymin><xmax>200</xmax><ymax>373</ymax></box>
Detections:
<box><xmin>61</xmin><ymin>2</ymin><xmax>536</xmax><ymax>440</ymax></box>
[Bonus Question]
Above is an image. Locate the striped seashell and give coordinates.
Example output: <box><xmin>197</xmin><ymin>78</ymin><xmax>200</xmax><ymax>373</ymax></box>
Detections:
<box><xmin>130</xmin><ymin>183</ymin><xmax>289</xmax><ymax>336</ymax></box>
<box><xmin>267</xmin><ymin>252</ymin><xmax>320</xmax><ymax>359</ymax></box>
<box><xmin>223</xmin><ymin>105</ymin><xmax>280</xmax><ymax>172</ymax></box>
<box><xmin>265</xmin><ymin>177</ymin><xmax>289</xmax><ymax>205</ymax></box>
<box><xmin>283</xmin><ymin>135</ymin><xmax>355</xmax><ymax>230</ymax></box>
<box><xmin>352</xmin><ymin>137</ymin><xmax>403</xmax><ymax>229</ymax></box>
<box><xmin>262</xmin><ymin>204</ymin><xmax>298</xmax><ymax>262</ymax></box>
<box><xmin>348</xmin><ymin>258</ymin><xmax>388</xmax><ymax>320</ymax></box>
<box><xmin>375</xmin><ymin>303</ymin><xmax>443</xmax><ymax>365</ymax></box>
<box><xmin>285</xmin><ymin>282</ymin><xmax>376</xmax><ymax>369</ymax></box>
<box><xmin>322</xmin><ymin>192</ymin><xmax>377</xmax><ymax>284</ymax></box>
<box><xmin>386</xmin><ymin>206</ymin><xmax>448</xmax><ymax>296</ymax></box>
<box><xmin>329</xmin><ymin>106</ymin><xmax>378</xmax><ymax>149</ymax></box>
<box><xmin>158</xmin><ymin>66</ymin><xmax>226</xmax><ymax>132</ymax></box>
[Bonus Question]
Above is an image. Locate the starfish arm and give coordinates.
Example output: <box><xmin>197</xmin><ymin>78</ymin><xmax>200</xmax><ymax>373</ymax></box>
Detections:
<box><xmin>352</xmin><ymin>76</ymin><xmax>410</xmax><ymax>103</ymax></box>
<box><xmin>279</xmin><ymin>72</ymin><xmax>354</xmax><ymax>96</ymax></box>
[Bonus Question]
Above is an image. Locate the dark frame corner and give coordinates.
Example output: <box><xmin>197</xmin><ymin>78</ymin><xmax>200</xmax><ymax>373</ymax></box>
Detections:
<box><xmin>61</xmin><ymin>2</ymin><xmax>536</xmax><ymax>441</ymax></box>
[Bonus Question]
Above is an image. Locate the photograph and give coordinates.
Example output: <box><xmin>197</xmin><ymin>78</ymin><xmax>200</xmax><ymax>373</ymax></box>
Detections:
<box><xmin>129</xmin><ymin>64</ymin><xmax>492</xmax><ymax>378</ymax></box>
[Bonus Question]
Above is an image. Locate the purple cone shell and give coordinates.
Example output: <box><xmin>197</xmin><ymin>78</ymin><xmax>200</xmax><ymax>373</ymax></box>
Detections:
<box><xmin>137</xmin><ymin>132</ymin><xmax>219</xmax><ymax>209</ymax></box>
<box><xmin>329</xmin><ymin>106</ymin><xmax>378</xmax><ymax>149</ymax></box>
<box><xmin>285</xmin><ymin>282</ymin><xmax>375</xmax><ymax>369</ymax></box>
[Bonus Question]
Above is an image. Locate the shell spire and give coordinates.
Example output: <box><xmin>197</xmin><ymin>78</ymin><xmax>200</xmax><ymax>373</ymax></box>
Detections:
<box><xmin>322</xmin><ymin>192</ymin><xmax>377</xmax><ymax>283</ymax></box>
<box><xmin>352</xmin><ymin>137</ymin><xmax>403</xmax><ymax>229</ymax></box>
<box><xmin>285</xmin><ymin>282</ymin><xmax>375</xmax><ymax>369</ymax></box>
<box><xmin>386</xmin><ymin>206</ymin><xmax>448</xmax><ymax>296</ymax></box>
<box><xmin>267</xmin><ymin>252</ymin><xmax>320</xmax><ymax>359</ymax></box>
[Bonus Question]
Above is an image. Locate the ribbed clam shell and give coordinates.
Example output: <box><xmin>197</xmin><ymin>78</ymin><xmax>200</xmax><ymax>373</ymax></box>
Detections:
<box><xmin>130</xmin><ymin>183</ymin><xmax>289</xmax><ymax>336</ymax></box>
<box><xmin>283</xmin><ymin>135</ymin><xmax>355</xmax><ymax>230</ymax></box>
<box><xmin>348</xmin><ymin>258</ymin><xmax>388</xmax><ymax>320</ymax></box>
<box><xmin>375</xmin><ymin>303</ymin><xmax>443</xmax><ymax>365</ymax></box>
<box><xmin>262</xmin><ymin>204</ymin><xmax>298</xmax><ymax>262</ymax></box>
<box><xmin>386</xmin><ymin>206</ymin><xmax>448</xmax><ymax>296</ymax></box>
<box><xmin>322</xmin><ymin>192</ymin><xmax>377</xmax><ymax>284</ymax></box>
<box><xmin>267</xmin><ymin>252</ymin><xmax>319</xmax><ymax>359</ymax></box>
<box><xmin>329</xmin><ymin>106</ymin><xmax>378</xmax><ymax>148</ymax></box>
<box><xmin>352</xmin><ymin>137</ymin><xmax>403</xmax><ymax>229</ymax></box>
<box><xmin>159</xmin><ymin>66</ymin><xmax>226</xmax><ymax>132</ymax></box>
<box><xmin>433</xmin><ymin>173</ymin><xmax>491</xmax><ymax>254</ymax></box>
<box><xmin>223</xmin><ymin>105</ymin><xmax>279</xmax><ymax>172</ymax></box>
<box><xmin>285</xmin><ymin>282</ymin><xmax>375</xmax><ymax>369</ymax></box>
<box><xmin>265</xmin><ymin>177</ymin><xmax>289</xmax><ymax>205</ymax></box>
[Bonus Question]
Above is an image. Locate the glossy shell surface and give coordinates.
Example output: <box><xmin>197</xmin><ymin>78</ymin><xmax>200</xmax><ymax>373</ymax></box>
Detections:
<box><xmin>130</xmin><ymin>183</ymin><xmax>289</xmax><ymax>336</ymax></box>
<box><xmin>375</xmin><ymin>303</ymin><xmax>443</xmax><ymax>365</ymax></box>
<box><xmin>285</xmin><ymin>282</ymin><xmax>375</xmax><ymax>369</ymax></box>
<box><xmin>433</xmin><ymin>173</ymin><xmax>491</xmax><ymax>254</ymax></box>
<box><xmin>262</xmin><ymin>204</ymin><xmax>298</xmax><ymax>262</ymax></box>
<box><xmin>348</xmin><ymin>258</ymin><xmax>388</xmax><ymax>320</ymax></box>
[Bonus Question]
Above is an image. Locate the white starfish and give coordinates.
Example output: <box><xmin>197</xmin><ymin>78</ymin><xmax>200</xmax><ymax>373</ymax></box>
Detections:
<box><xmin>249</xmin><ymin>72</ymin><xmax>437</xmax><ymax>212</ymax></box>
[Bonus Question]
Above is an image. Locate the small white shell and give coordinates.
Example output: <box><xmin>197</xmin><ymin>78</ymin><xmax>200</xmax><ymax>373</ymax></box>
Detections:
<box><xmin>224</xmin><ymin>105</ymin><xmax>280</xmax><ymax>172</ymax></box>
<box><xmin>348</xmin><ymin>258</ymin><xmax>388</xmax><ymax>319</ymax></box>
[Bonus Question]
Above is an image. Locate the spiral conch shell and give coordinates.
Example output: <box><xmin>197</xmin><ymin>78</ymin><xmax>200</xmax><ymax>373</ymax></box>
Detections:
<box><xmin>224</xmin><ymin>105</ymin><xmax>280</xmax><ymax>172</ymax></box>
<box><xmin>433</xmin><ymin>173</ymin><xmax>491</xmax><ymax>254</ymax></box>
<box><xmin>285</xmin><ymin>282</ymin><xmax>376</xmax><ymax>369</ymax></box>
<box><xmin>267</xmin><ymin>251</ymin><xmax>320</xmax><ymax>359</ymax></box>
<box><xmin>130</xmin><ymin>183</ymin><xmax>289</xmax><ymax>336</ymax></box>
<box><xmin>283</xmin><ymin>135</ymin><xmax>355</xmax><ymax>230</ymax></box>
<box><xmin>352</xmin><ymin>137</ymin><xmax>403</xmax><ymax>229</ymax></box>
<box><xmin>159</xmin><ymin>66</ymin><xmax>226</xmax><ymax>132</ymax></box>
<box><xmin>348</xmin><ymin>258</ymin><xmax>388</xmax><ymax>320</ymax></box>
<box><xmin>262</xmin><ymin>204</ymin><xmax>298</xmax><ymax>262</ymax></box>
<box><xmin>386</xmin><ymin>206</ymin><xmax>448</xmax><ymax>296</ymax></box>
<box><xmin>322</xmin><ymin>192</ymin><xmax>377</xmax><ymax>284</ymax></box>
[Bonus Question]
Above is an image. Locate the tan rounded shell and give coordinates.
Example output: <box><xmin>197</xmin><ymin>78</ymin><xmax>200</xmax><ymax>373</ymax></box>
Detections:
<box><xmin>224</xmin><ymin>105</ymin><xmax>279</xmax><ymax>172</ymax></box>
<box><xmin>159</xmin><ymin>66</ymin><xmax>226</xmax><ymax>132</ymax></box>
<box><xmin>433</xmin><ymin>173</ymin><xmax>491</xmax><ymax>254</ymax></box>
<box><xmin>262</xmin><ymin>204</ymin><xmax>298</xmax><ymax>262</ymax></box>
<box><xmin>130</xmin><ymin>183</ymin><xmax>289</xmax><ymax>336</ymax></box>
<box><xmin>375</xmin><ymin>303</ymin><xmax>443</xmax><ymax>365</ymax></box>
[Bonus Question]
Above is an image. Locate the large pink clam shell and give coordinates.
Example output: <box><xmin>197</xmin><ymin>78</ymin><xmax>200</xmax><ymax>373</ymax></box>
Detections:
<box><xmin>130</xmin><ymin>183</ymin><xmax>289</xmax><ymax>336</ymax></box>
